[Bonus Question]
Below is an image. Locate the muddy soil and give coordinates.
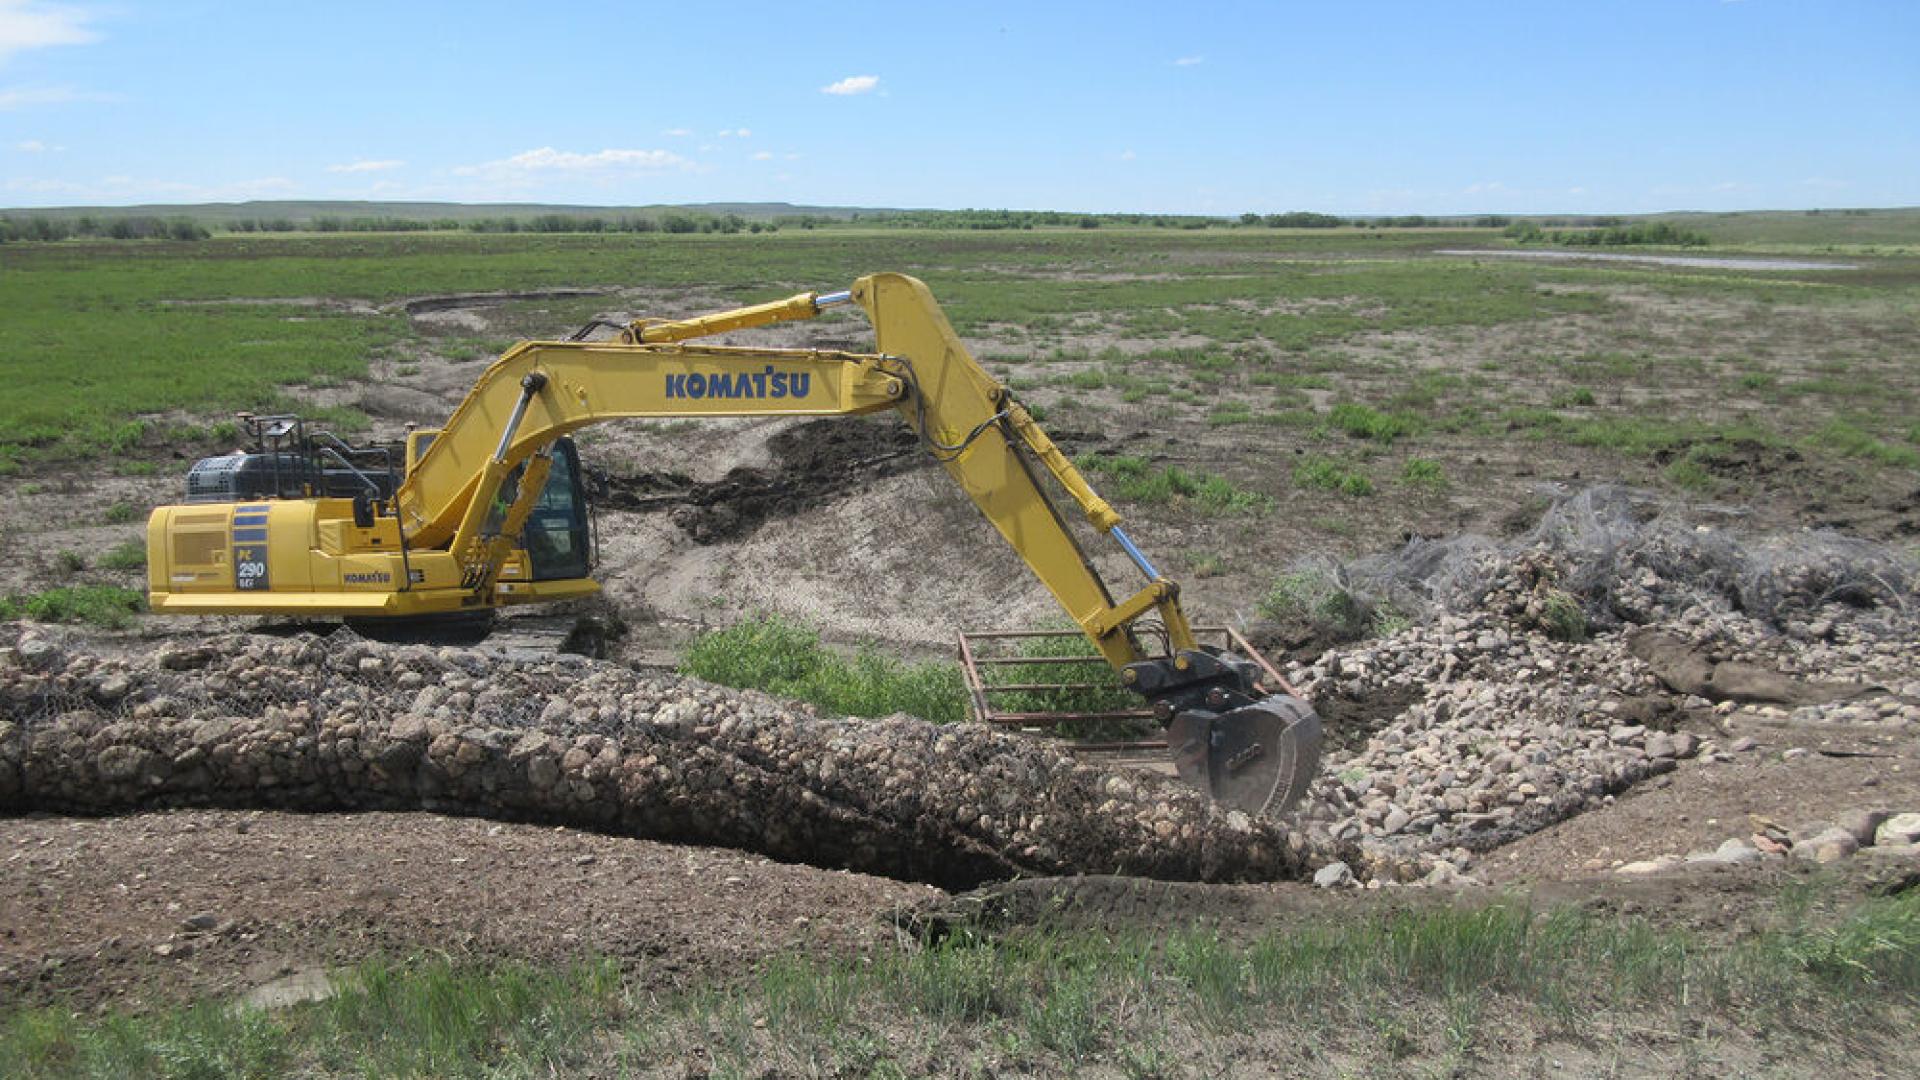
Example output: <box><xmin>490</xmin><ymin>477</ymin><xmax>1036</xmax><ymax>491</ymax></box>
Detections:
<box><xmin>6</xmin><ymin>796</ymin><xmax>1914</xmax><ymax>1015</ymax></box>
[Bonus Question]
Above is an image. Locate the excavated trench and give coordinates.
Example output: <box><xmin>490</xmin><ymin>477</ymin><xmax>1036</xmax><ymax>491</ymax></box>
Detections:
<box><xmin>399</xmin><ymin>289</ymin><xmax>609</xmax><ymax>316</ymax></box>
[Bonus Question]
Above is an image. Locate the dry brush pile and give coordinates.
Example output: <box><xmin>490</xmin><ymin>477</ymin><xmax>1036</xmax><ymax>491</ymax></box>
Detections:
<box><xmin>0</xmin><ymin>629</ymin><xmax>1345</xmax><ymax>889</ymax></box>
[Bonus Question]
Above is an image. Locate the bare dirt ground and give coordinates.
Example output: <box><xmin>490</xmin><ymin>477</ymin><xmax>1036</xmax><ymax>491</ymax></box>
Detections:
<box><xmin>1482</xmin><ymin>715</ymin><xmax>1920</xmax><ymax>883</ymax></box>
<box><xmin>1</xmin><ymin>808</ymin><xmax>936</xmax><ymax>1011</ymax></box>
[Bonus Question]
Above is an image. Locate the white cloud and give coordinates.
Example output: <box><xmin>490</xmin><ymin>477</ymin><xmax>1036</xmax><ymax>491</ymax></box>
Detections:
<box><xmin>1118</xmin><ymin>149</ymin><xmax>1136</xmax><ymax>161</ymax></box>
<box><xmin>662</xmin><ymin>127</ymin><xmax>692</xmax><ymax>137</ymax></box>
<box><xmin>0</xmin><ymin>84</ymin><xmax>105</xmax><ymax>109</ymax></box>
<box><xmin>14</xmin><ymin>137</ymin><xmax>44</xmax><ymax>150</ymax></box>
<box><xmin>4</xmin><ymin>173</ymin><xmax>294</xmax><ymax>200</ymax></box>
<box><xmin>0</xmin><ymin>0</ymin><xmax>97</xmax><ymax>66</ymax></box>
<box><xmin>820</xmin><ymin>74</ymin><xmax>879</xmax><ymax>96</ymax></box>
<box><xmin>1173</xmin><ymin>55</ymin><xmax>1204</xmax><ymax>66</ymax></box>
<box><xmin>447</xmin><ymin>147</ymin><xmax>698</xmax><ymax>194</ymax></box>
<box><xmin>751</xmin><ymin>150</ymin><xmax>773</xmax><ymax>161</ymax></box>
<box><xmin>717</xmin><ymin>127</ymin><xmax>751</xmax><ymax>138</ymax></box>
<box><xmin>454</xmin><ymin>146</ymin><xmax>694</xmax><ymax>175</ymax></box>
<box><xmin>326</xmin><ymin>158</ymin><xmax>404</xmax><ymax>173</ymax></box>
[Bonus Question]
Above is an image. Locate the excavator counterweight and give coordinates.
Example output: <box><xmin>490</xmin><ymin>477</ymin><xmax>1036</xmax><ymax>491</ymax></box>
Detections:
<box><xmin>145</xmin><ymin>274</ymin><xmax>1322</xmax><ymax>814</ymax></box>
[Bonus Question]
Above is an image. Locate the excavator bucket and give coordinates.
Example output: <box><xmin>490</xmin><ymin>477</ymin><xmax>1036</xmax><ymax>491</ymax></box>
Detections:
<box><xmin>958</xmin><ymin>627</ymin><xmax>1322</xmax><ymax>817</ymax></box>
<box><xmin>1166</xmin><ymin>694</ymin><xmax>1322</xmax><ymax>816</ymax></box>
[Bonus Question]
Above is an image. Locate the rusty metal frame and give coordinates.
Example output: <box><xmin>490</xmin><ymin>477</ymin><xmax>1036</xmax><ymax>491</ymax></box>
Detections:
<box><xmin>956</xmin><ymin>625</ymin><xmax>1295</xmax><ymax>734</ymax></box>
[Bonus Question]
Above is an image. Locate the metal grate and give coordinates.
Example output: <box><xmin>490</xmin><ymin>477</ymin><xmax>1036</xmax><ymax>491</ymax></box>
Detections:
<box><xmin>955</xmin><ymin>625</ymin><xmax>1292</xmax><ymax>746</ymax></box>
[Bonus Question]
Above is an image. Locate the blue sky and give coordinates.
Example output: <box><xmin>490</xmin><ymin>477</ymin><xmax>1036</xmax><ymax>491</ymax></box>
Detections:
<box><xmin>1</xmin><ymin>1</ymin><xmax>1914</xmax><ymax>214</ymax></box>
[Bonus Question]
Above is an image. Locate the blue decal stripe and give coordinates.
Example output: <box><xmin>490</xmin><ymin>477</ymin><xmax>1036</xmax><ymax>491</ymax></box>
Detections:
<box><xmin>232</xmin><ymin>528</ymin><xmax>268</xmax><ymax>541</ymax></box>
<box><xmin>233</xmin><ymin>515</ymin><xmax>269</xmax><ymax>525</ymax></box>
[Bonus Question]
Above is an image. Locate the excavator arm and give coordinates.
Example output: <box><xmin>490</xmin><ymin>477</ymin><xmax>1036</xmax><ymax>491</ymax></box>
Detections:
<box><xmin>394</xmin><ymin>274</ymin><xmax>1193</xmax><ymax>666</ymax></box>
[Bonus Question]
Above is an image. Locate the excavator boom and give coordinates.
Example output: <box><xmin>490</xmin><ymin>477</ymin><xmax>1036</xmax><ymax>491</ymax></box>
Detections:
<box><xmin>146</xmin><ymin>273</ymin><xmax>1322</xmax><ymax>814</ymax></box>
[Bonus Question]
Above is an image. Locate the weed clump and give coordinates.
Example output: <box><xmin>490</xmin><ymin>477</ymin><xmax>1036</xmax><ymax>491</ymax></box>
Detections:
<box><xmin>1294</xmin><ymin>456</ymin><xmax>1374</xmax><ymax>496</ymax></box>
<box><xmin>97</xmin><ymin>541</ymin><xmax>147</xmax><ymax>571</ymax></box>
<box><xmin>1328</xmin><ymin>402</ymin><xmax>1416</xmax><ymax>443</ymax></box>
<box><xmin>681</xmin><ymin>614</ymin><xmax>966</xmax><ymax>723</ymax></box>
<box><xmin>1401</xmin><ymin>458</ymin><xmax>1446</xmax><ymax>489</ymax></box>
<box><xmin>1075</xmin><ymin>454</ymin><xmax>1272</xmax><ymax>514</ymax></box>
<box><xmin>0</xmin><ymin>585</ymin><xmax>145</xmax><ymax>628</ymax></box>
<box><xmin>1814</xmin><ymin>419</ymin><xmax>1920</xmax><ymax>470</ymax></box>
<box><xmin>1535</xmin><ymin>589</ymin><xmax>1589</xmax><ymax>642</ymax></box>
<box><xmin>1259</xmin><ymin>564</ymin><xmax>1406</xmax><ymax>642</ymax></box>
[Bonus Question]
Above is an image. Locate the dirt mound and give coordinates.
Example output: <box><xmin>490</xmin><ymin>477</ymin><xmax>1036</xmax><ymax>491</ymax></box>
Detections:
<box><xmin>0</xmin><ymin>629</ymin><xmax>1343</xmax><ymax>890</ymax></box>
<box><xmin>599</xmin><ymin>418</ymin><xmax>924</xmax><ymax>542</ymax></box>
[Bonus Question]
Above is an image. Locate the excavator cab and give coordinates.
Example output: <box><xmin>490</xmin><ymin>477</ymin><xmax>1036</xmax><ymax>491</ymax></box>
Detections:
<box><xmin>406</xmin><ymin>428</ymin><xmax>594</xmax><ymax>583</ymax></box>
<box><xmin>514</xmin><ymin>439</ymin><xmax>593</xmax><ymax>582</ymax></box>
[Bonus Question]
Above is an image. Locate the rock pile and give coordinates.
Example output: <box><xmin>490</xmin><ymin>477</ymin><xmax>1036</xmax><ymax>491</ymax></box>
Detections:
<box><xmin>1288</xmin><ymin>531</ymin><xmax>1919</xmax><ymax>881</ymax></box>
<box><xmin>0</xmin><ymin>628</ymin><xmax>1342</xmax><ymax>890</ymax></box>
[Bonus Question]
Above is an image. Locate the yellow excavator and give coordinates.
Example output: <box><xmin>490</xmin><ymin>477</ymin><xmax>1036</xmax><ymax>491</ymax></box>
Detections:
<box><xmin>145</xmin><ymin>273</ymin><xmax>1321</xmax><ymax>814</ymax></box>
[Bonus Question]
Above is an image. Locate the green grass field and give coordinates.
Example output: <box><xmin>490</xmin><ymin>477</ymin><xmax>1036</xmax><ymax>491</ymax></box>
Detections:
<box><xmin>5</xmin><ymin>223</ymin><xmax>1917</xmax><ymax>479</ymax></box>
<box><xmin>1652</xmin><ymin>207</ymin><xmax>1920</xmax><ymax>253</ymax></box>
<box><xmin>0</xmin><ymin>228</ymin><xmax>1450</xmax><ymax>463</ymax></box>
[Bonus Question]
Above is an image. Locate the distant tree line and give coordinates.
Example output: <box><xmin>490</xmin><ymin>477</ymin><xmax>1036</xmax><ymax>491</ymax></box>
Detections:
<box><xmin>1235</xmin><ymin>212</ymin><xmax>1519</xmax><ymax>229</ymax></box>
<box><xmin>872</xmin><ymin>209</ymin><xmax>1222</xmax><ymax>230</ymax></box>
<box><xmin>243</xmin><ymin>212</ymin><xmax>778</xmax><ymax>235</ymax></box>
<box><xmin>3</xmin><ymin>206</ymin><xmax>1713</xmax><ymax>244</ymax></box>
<box><xmin>0</xmin><ymin>215</ymin><xmax>209</xmax><ymax>242</ymax></box>
<box><xmin>227</xmin><ymin>217</ymin><xmax>304</xmax><ymax>232</ymax></box>
<box><xmin>465</xmin><ymin>212</ymin><xmax>770</xmax><ymax>234</ymax></box>
<box><xmin>1503</xmin><ymin>220</ymin><xmax>1710</xmax><ymax>248</ymax></box>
